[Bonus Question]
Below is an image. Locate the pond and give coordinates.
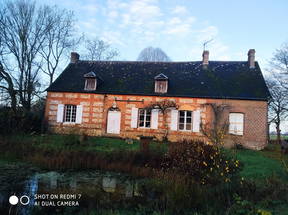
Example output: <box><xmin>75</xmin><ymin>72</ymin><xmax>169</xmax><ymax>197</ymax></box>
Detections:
<box><xmin>0</xmin><ymin>163</ymin><xmax>147</xmax><ymax>215</ymax></box>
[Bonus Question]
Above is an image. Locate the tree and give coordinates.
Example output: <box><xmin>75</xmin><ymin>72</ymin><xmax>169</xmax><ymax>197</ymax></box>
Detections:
<box><xmin>266</xmin><ymin>78</ymin><xmax>288</xmax><ymax>144</ymax></box>
<box><xmin>137</xmin><ymin>47</ymin><xmax>171</xmax><ymax>62</ymax></box>
<box><xmin>39</xmin><ymin>7</ymin><xmax>80</xmax><ymax>85</ymax></box>
<box><xmin>0</xmin><ymin>0</ymin><xmax>81</xmax><ymax>112</ymax></box>
<box><xmin>145</xmin><ymin>99</ymin><xmax>178</xmax><ymax>141</ymax></box>
<box><xmin>84</xmin><ymin>38</ymin><xmax>119</xmax><ymax>61</ymax></box>
<box><xmin>200</xmin><ymin>103</ymin><xmax>230</xmax><ymax>146</ymax></box>
<box><xmin>269</xmin><ymin>42</ymin><xmax>288</xmax><ymax>89</ymax></box>
<box><xmin>0</xmin><ymin>0</ymin><xmax>54</xmax><ymax>112</ymax></box>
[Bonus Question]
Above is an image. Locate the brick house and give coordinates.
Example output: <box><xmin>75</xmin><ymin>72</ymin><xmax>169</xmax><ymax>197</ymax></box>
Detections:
<box><xmin>45</xmin><ymin>50</ymin><xmax>270</xmax><ymax>150</ymax></box>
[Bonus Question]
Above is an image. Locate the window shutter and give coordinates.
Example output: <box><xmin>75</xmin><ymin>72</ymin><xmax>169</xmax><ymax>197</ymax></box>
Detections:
<box><xmin>56</xmin><ymin>104</ymin><xmax>64</xmax><ymax>123</ymax></box>
<box><xmin>193</xmin><ymin>110</ymin><xmax>201</xmax><ymax>132</ymax></box>
<box><xmin>151</xmin><ymin>109</ymin><xmax>159</xmax><ymax>129</ymax></box>
<box><xmin>131</xmin><ymin>107</ymin><xmax>138</xmax><ymax>128</ymax></box>
<box><xmin>170</xmin><ymin>109</ymin><xmax>178</xmax><ymax>131</ymax></box>
<box><xmin>76</xmin><ymin>105</ymin><xmax>83</xmax><ymax>124</ymax></box>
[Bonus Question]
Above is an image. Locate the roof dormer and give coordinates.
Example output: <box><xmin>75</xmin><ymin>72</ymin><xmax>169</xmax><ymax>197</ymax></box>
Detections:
<box><xmin>84</xmin><ymin>72</ymin><xmax>97</xmax><ymax>91</ymax></box>
<box><xmin>154</xmin><ymin>73</ymin><xmax>168</xmax><ymax>93</ymax></box>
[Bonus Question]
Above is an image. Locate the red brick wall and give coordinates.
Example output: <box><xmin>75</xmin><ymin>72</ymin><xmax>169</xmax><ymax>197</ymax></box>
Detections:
<box><xmin>45</xmin><ymin>92</ymin><xmax>268</xmax><ymax>150</ymax></box>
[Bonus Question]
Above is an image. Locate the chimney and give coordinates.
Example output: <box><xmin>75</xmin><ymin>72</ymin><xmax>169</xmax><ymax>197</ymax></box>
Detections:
<box><xmin>248</xmin><ymin>49</ymin><xmax>255</xmax><ymax>69</ymax></box>
<box><xmin>202</xmin><ymin>50</ymin><xmax>209</xmax><ymax>66</ymax></box>
<box><xmin>71</xmin><ymin>52</ymin><xmax>80</xmax><ymax>63</ymax></box>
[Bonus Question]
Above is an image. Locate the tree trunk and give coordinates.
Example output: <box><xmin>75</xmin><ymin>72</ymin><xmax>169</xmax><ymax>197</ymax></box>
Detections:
<box><xmin>276</xmin><ymin>123</ymin><xmax>281</xmax><ymax>145</ymax></box>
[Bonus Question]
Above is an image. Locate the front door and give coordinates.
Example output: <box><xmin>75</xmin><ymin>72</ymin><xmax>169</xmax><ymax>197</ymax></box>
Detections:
<box><xmin>107</xmin><ymin>111</ymin><xmax>121</xmax><ymax>134</ymax></box>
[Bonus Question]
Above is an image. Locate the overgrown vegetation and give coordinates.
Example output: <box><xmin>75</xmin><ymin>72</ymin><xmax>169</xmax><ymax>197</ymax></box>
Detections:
<box><xmin>0</xmin><ymin>134</ymin><xmax>287</xmax><ymax>214</ymax></box>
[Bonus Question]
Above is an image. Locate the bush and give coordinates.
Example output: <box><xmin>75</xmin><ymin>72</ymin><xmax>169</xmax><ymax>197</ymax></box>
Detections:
<box><xmin>160</xmin><ymin>140</ymin><xmax>242</xmax><ymax>185</ymax></box>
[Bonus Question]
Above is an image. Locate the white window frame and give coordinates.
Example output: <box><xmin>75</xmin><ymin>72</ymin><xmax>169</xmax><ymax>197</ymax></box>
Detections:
<box><xmin>178</xmin><ymin>110</ymin><xmax>193</xmax><ymax>131</ymax></box>
<box><xmin>229</xmin><ymin>113</ymin><xmax>244</xmax><ymax>136</ymax></box>
<box><xmin>64</xmin><ymin>104</ymin><xmax>77</xmax><ymax>123</ymax></box>
<box><xmin>138</xmin><ymin>109</ymin><xmax>151</xmax><ymax>128</ymax></box>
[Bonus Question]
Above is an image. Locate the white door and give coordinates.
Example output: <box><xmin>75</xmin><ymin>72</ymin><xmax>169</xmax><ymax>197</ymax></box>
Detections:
<box><xmin>107</xmin><ymin>111</ymin><xmax>121</xmax><ymax>134</ymax></box>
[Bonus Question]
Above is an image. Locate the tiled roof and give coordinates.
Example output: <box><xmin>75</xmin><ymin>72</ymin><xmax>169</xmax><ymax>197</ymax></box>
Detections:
<box><xmin>47</xmin><ymin>60</ymin><xmax>270</xmax><ymax>101</ymax></box>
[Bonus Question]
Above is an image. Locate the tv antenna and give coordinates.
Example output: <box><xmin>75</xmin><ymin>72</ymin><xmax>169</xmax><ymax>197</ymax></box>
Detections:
<box><xmin>203</xmin><ymin>39</ymin><xmax>213</xmax><ymax>51</ymax></box>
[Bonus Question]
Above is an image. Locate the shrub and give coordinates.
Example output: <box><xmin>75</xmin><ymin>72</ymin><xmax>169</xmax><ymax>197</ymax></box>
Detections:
<box><xmin>159</xmin><ymin>140</ymin><xmax>242</xmax><ymax>184</ymax></box>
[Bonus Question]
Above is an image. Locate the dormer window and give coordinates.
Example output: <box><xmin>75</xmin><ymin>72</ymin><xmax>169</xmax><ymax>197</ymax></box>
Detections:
<box><xmin>154</xmin><ymin>73</ymin><xmax>168</xmax><ymax>93</ymax></box>
<box><xmin>84</xmin><ymin>72</ymin><xmax>97</xmax><ymax>91</ymax></box>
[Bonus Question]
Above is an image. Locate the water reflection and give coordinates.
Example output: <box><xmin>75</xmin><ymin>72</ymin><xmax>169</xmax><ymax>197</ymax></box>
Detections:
<box><xmin>0</xmin><ymin>169</ymin><xmax>141</xmax><ymax>214</ymax></box>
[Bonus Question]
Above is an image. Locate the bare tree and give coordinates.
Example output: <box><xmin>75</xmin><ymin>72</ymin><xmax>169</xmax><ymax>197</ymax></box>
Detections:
<box><xmin>269</xmin><ymin>42</ymin><xmax>288</xmax><ymax>89</ymax></box>
<box><xmin>200</xmin><ymin>103</ymin><xmax>230</xmax><ymax>146</ymax></box>
<box><xmin>84</xmin><ymin>38</ymin><xmax>119</xmax><ymax>61</ymax></box>
<box><xmin>266</xmin><ymin>78</ymin><xmax>288</xmax><ymax>144</ymax></box>
<box><xmin>0</xmin><ymin>0</ymin><xmax>55</xmax><ymax>112</ymax></box>
<box><xmin>39</xmin><ymin>7</ymin><xmax>80</xmax><ymax>85</ymax></box>
<box><xmin>145</xmin><ymin>99</ymin><xmax>178</xmax><ymax>141</ymax></box>
<box><xmin>137</xmin><ymin>47</ymin><xmax>171</xmax><ymax>62</ymax></box>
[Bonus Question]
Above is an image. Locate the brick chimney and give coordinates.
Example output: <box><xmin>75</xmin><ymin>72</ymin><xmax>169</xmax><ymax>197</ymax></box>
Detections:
<box><xmin>202</xmin><ymin>50</ymin><xmax>209</xmax><ymax>66</ymax></box>
<box><xmin>71</xmin><ymin>52</ymin><xmax>80</xmax><ymax>63</ymax></box>
<box><xmin>248</xmin><ymin>49</ymin><xmax>255</xmax><ymax>69</ymax></box>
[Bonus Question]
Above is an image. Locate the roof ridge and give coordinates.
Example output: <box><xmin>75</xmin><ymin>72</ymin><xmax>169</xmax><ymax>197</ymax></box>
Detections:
<box><xmin>77</xmin><ymin>60</ymin><xmax>251</xmax><ymax>64</ymax></box>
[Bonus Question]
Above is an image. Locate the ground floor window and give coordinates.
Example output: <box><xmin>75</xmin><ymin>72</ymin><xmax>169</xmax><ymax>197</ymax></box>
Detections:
<box><xmin>229</xmin><ymin>113</ymin><xmax>244</xmax><ymax>135</ymax></box>
<box><xmin>64</xmin><ymin>104</ymin><xmax>77</xmax><ymax>122</ymax></box>
<box><xmin>179</xmin><ymin>110</ymin><xmax>192</xmax><ymax>131</ymax></box>
<box><xmin>139</xmin><ymin>109</ymin><xmax>151</xmax><ymax>128</ymax></box>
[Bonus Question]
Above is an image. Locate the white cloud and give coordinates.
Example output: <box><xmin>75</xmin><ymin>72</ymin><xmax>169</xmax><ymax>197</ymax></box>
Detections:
<box><xmin>171</xmin><ymin>5</ymin><xmax>188</xmax><ymax>15</ymax></box>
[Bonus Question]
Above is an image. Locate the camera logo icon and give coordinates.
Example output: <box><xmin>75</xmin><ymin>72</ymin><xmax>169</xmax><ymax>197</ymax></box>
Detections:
<box><xmin>9</xmin><ymin>195</ymin><xmax>30</xmax><ymax>206</ymax></box>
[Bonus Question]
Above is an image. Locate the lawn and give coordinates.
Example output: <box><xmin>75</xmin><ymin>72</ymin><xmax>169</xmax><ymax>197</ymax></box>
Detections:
<box><xmin>236</xmin><ymin>147</ymin><xmax>287</xmax><ymax>180</ymax></box>
<box><xmin>0</xmin><ymin>134</ymin><xmax>167</xmax><ymax>153</ymax></box>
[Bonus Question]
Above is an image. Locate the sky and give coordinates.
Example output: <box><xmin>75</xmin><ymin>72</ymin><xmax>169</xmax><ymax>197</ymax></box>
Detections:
<box><xmin>37</xmin><ymin>0</ymin><xmax>288</xmax><ymax>74</ymax></box>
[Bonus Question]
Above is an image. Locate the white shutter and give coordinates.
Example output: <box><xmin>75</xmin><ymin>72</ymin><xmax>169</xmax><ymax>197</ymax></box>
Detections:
<box><xmin>170</xmin><ymin>109</ymin><xmax>178</xmax><ymax>131</ymax></box>
<box><xmin>56</xmin><ymin>104</ymin><xmax>64</xmax><ymax>123</ymax></box>
<box><xmin>76</xmin><ymin>105</ymin><xmax>83</xmax><ymax>124</ymax></box>
<box><xmin>193</xmin><ymin>110</ymin><xmax>201</xmax><ymax>132</ymax></box>
<box><xmin>131</xmin><ymin>107</ymin><xmax>138</xmax><ymax>128</ymax></box>
<box><xmin>151</xmin><ymin>109</ymin><xmax>159</xmax><ymax>129</ymax></box>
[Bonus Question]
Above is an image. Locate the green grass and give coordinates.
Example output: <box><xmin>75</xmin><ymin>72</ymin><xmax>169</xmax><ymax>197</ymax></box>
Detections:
<box><xmin>0</xmin><ymin>134</ymin><xmax>167</xmax><ymax>153</ymax></box>
<box><xmin>235</xmin><ymin>145</ymin><xmax>287</xmax><ymax>180</ymax></box>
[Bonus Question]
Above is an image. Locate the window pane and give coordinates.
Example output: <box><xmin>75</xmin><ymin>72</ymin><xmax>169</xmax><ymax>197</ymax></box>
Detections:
<box><xmin>145</xmin><ymin>121</ymin><xmax>150</xmax><ymax>127</ymax></box>
<box><xmin>186</xmin><ymin>123</ymin><xmax>192</xmax><ymax>130</ymax></box>
<box><xmin>186</xmin><ymin>117</ymin><xmax>192</xmax><ymax>123</ymax></box>
<box><xmin>64</xmin><ymin>105</ymin><xmax>77</xmax><ymax>122</ymax></box>
<box><xmin>179</xmin><ymin>123</ymin><xmax>184</xmax><ymax>130</ymax></box>
<box><xmin>179</xmin><ymin>117</ymin><xmax>184</xmax><ymax>123</ymax></box>
<box><xmin>179</xmin><ymin>111</ymin><xmax>185</xmax><ymax>117</ymax></box>
<box><xmin>186</xmin><ymin>111</ymin><xmax>192</xmax><ymax>117</ymax></box>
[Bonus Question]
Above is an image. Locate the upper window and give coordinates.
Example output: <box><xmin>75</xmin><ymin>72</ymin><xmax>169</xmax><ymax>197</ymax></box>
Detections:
<box><xmin>179</xmin><ymin>110</ymin><xmax>192</xmax><ymax>131</ymax></box>
<box><xmin>229</xmin><ymin>113</ymin><xmax>244</xmax><ymax>135</ymax></box>
<box><xmin>154</xmin><ymin>73</ymin><xmax>168</xmax><ymax>93</ymax></box>
<box><xmin>138</xmin><ymin>109</ymin><xmax>151</xmax><ymax>128</ymax></box>
<box><xmin>85</xmin><ymin>78</ymin><xmax>97</xmax><ymax>90</ymax></box>
<box><xmin>64</xmin><ymin>104</ymin><xmax>77</xmax><ymax>123</ymax></box>
<box><xmin>84</xmin><ymin>71</ymin><xmax>97</xmax><ymax>90</ymax></box>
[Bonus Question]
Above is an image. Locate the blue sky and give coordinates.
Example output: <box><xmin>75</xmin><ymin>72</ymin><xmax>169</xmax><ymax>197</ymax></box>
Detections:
<box><xmin>39</xmin><ymin>0</ymin><xmax>288</xmax><ymax>73</ymax></box>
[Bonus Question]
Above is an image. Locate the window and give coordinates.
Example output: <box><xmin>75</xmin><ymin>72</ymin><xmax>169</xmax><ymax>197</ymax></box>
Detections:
<box><xmin>84</xmin><ymin>78</ymin><xmax>97</xmax><ymax>90</ymax></box>
<box><xmin>138</xmin><ymin>109</ymin><xmax>151</xmax><ymax>128</ymax></box>
<box><xmin>229</xmin><ymin>113</ymin><xmax>244</xmax><ymax>135</ymax></box>
<box><xmin>64</xmin><ymin>105</ymin><xmax>77</xmax><ymax>123</ymax></box>
<box><xmin>155</xmin><ymin>80</ymin><xmax>168</xmax><ymax>93</ymax></box>
<box><xmin>179</xmin><ymin>110</ymin><xmax>192</xmax><ymax>131</ymax></box>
